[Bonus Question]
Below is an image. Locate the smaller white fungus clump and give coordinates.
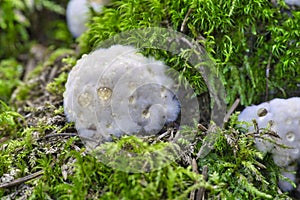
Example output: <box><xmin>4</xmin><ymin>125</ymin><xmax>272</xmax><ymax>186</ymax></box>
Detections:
<box><xmin>238</xmin><ymin>97</ymin><xmax>300</xmax><ymax>192</ymax></box>
<box><xmin>64</xmin><ymin>45</ymin><xmax>181</xmax><ymax>146</ymax></box>
<box><xmin>285</xmin><ymin>0</ymin><xmax>300</xmax><ymax>6</ymax></box>
<box><xmin>66</xmin><ymin>0</ymin><xmax>110</xmax><ymax>38</ymax></box>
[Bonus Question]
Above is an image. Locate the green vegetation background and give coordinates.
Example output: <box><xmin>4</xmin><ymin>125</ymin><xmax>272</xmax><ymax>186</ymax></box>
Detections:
<box><xmin>0</xmin><ymin>0</ymin><xmax>299</xmax><ymax>199</ymax></box>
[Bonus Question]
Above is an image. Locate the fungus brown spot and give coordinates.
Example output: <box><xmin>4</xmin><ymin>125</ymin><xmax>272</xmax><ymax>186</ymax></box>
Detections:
<box><xmin>97</xmin><ymin>87</ymin><xmax>112</xmax><ymax>101</ymax></box>
<box><xmin>257</xmin><ymin>107</ymin><xmax>268</xmax><ymax>117</ymax></box>
<box><xmin>78</xmin><ymin>92</ymin><xmax>92</xmax><ymax>107</ymax></box>
<box><xmin>285</xmin><ymin>118</ymin><xmax>292</xmax><ymax>125</ymax></box>
<box><xmin>142</xmin><ymin>107</ymin><xmax>150</xmax><ymax>119</ymax></box>
<box><xmin>129</xmin><ymin>96</ymin><xmax>135</xmax><ymax>104</ymax></box>
<box><xmin>286</xmin><ymin>131</ymin><xmax>295</xmax><ymax>142</ymax></box>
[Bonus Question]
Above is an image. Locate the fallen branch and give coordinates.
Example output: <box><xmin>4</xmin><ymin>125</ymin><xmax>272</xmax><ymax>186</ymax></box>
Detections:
<box><xmin>196</xmin><ymin>165</ymin><xmax>208</xmax><ymax>200</ymax></box>
<box><xmin>190</xmin><ymin>158</ymin><xmax>199</xmax><ymax>200</ymax></box>
<box><xmin>223</xmin><ymin>98</ymin><xmax>240</xmax><ymax>124</ymax></box>
<box><xmin>180</xmin><ymin>8</ymin><xmax>193</xmax><ymax>33</ymax></box>
<box><xmin>266</xmin><ymin>52</ymin><xmax>272</xmax><ymax>101</ymax></box>
<box><xmin>39</xmin><ymin>132</ymin><xmax>78</xmax><ymax>141</ymax></box>
<box><xmin>0</xmin><ymin>170</ymin><xmax>43</xmax><ymax>188</ymax></box>
<box><xmin>190</xmin><ymin>158</ymin><xmax>209</xmax><ymax>200</ymax></box>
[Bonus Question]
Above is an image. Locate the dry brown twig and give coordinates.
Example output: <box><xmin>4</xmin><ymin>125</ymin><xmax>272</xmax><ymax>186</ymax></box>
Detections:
<box><xmin>0</xmin><ymin>170</ymin><xmax>43</xmax><ymax>189</ymax></box>
<box><xmin>223</xmin><ymin>98</ymin><xmax>240</xmax><ymax>124</ymax></box>
<box><xmin>266</xmin><ymin>52</ymin><xmax>272</xmax><ymax>101</ymax></box>
<box><xmin>180</xmin><ymin>8</ymin><xmax>193</xmax><ymax>33</ymax></box>
<box><xmin>190</xmin><ymin>158</ymin><xmax>199</xmax><ymax>200</ymax></box>
<box><xmin>41</xmin><ymin>132</ymin><xmax>78</xmax><ymax>140</ymax></box>
<box><xmin>190</xmin><ymin>158</ymin><xmax>208</xmax><ymax>200</ymax></box>
<box><xmin>197</xmin><ymin>165</ymin><xmax>208</xmax><ymax>200</ymax></box>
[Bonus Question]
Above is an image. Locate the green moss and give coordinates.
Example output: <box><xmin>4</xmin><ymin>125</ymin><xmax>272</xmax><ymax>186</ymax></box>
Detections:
<box><xmin>0</xmin><ymin>101</ymin><xmax>23</xmax><ymax>138</ymax></box>
<box><xmin>13</xmin><ymin>48</ymin><xmax>75</xmax><ymax>103</ymax></box>
<box><xmin>0</xmin><ymin>107</ymin><xmax>290</xmax><ymax>199</ymax></box>
<box><xmin>45</xmin><ymin>48</ymin><xmax>75</xmax><ymax>65</ymax></box>
<box><xmin>28</xmin><ymin>139</ymin><xmax>208</xmax><ymax>200</ymax></box>
<box><xmin>0</xmin><ymin>0</ymin><xmax>71</xmax><ymax>59</ymax></box>
<box><xmin>12</xmin><ymin>82</ymin><xmax>32</xmax><ymax>102</ymax></box>
<box><xmin>2</xmin><ymin>119</ymin><xmax>286</xmax><ymax>199</ymax></box>
<box><xmin>46</xmin><ymin>72</ymin><xmax>68</xmax><ymax>95</ymax></box>
<box><xmin>0</xmin><ymin>59</ymin><xmax>22</xmax><ymax>103</ymax></box>
<box><xmin>196</xmin><ymin>116</ymin><xmax>288</xmax><ymax>199</ymax></box>
<box><xmin>80</xmin><ymin>0</ymin><xmax>300</xmax><ymax>105</ymax></box>
<box><xmin>1</xmin><ymin>0</ymin><xmax>298</xmax><ymax>199</ymax></box>
<box><xmin>0</xmin><ymin>0</ymin><xmax>30</xmax><ymax>59</ymax></box>
<box><xmin>45</xmin><ymin>51</ymin><xmax>76</xmax><ymax>97</ymax></box>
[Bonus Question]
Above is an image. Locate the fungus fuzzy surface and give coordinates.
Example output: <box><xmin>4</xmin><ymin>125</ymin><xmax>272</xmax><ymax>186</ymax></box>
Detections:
<box><xmin>66</xmin><ymin>0</ymin><xmax>110</xmax><ymax>37</ymax></box>
<box><xmin>64</xmin><ymin>45</ymin><xmax>181</xmax><ymax>143</ymax></box>
<box><xmin>238</xmin><ymin>97</ymin><xmax>300</xmax><ymax>192</ymax></box>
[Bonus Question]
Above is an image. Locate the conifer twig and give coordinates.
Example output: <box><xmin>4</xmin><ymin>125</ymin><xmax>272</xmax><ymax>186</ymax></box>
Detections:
<box><xmin>190</xmin><ymin>158</ymin><xmax>208</xmax><ymax>200</ymax></box>
<box><xmin>39</xmin><ymin>132</ymin><xmax>78</xmax><ymax>140</ymax></box>
<box><xmin>266</xmin><ymin>52</ymin><xmax>272</xmax><ymax>101</ymax></box>
<box><xmin>180</xmin><ymin>8</ymin><xmax>193</xmax><ymax>33</ymax></box>
<box><xmin>190</xmin><ymin>158</ymin><xmax>199</xmax><ymax>200</ymax></box>
<box><xmin>196</xmin><ymin>165</ymin><xmax>208</xmax><ymax>200</ymax></box>
<box><xmin>0</xmin><ymin>170</ymin><xmax>43</xmax><ymax>188</ymax></box>
<box><xmin>197</xmin><ymin>123</ymin><xmax>208</xmax><ymax>132</ymax></box>
<box><xmin>223</xmin><ymin>98</ymin><xmax>240</xmax><ymax>123</ymax></box>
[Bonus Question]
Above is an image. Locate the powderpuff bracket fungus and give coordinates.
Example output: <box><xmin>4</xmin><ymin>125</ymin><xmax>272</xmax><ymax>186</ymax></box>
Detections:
<box><xmin>63</xmin><ymin>45</ymin><xmax>199</xmax><ymax>149</ymax></box>
<box><xmin>66</xmin><ymin>0</ymin><xmax>110</xmax><ymax>38</ymax></box>
<box><xmin>238</xmin><ymin>97</ymin><xmax>300</xmax><ymax>192</ymax></box>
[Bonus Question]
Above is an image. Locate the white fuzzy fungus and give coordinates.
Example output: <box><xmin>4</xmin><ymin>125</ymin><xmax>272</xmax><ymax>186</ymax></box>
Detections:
<box><xmin>238</xmin><ymin>97</ymin><xmax>300</xmax><ymax>192</ymax></box>
<box><xmin>66</xmin><ymin>0</ymin><xmax>110</xmax><ymax>38</ymax></box>
<box><xmin>64</xmin><ymin>45</ymin><xmax>181</xmax><ymax>145</ymax></box>
<box><xmin>285</xmin><ymin>0</ymin><xmax>300</xmax><ymax>6</ymax></box>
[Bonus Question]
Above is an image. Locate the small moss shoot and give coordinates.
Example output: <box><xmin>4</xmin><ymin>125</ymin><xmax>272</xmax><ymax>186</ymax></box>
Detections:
<box><xmin>0</xmin><ymin>59</ymin><xmax>23</xmax><ymax>103</ymax></box>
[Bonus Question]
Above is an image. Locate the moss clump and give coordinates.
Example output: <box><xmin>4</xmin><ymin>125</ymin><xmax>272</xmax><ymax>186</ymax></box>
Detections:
<box><xmin>0</xmin><ymin>59</ymin><xmax>22</xmax><ymax>103</ymax></box>
<box><xmin>12</xmin><ymin>48</ymin><xmax>75</xmax><ymax>104</ymax></box>
<box><xmin>0</xmin><ymin>101</ymin><xmax>23</xmax><ymax>140</ymax></box>
<box><xmin>45</xmin><ymin>50</ymin><xmax>77</xmax><ymax>95</ymax></box>
<box><xmin>1</xmin><ymin>0</ymin><xmax>298</xmax><ymax>199</ymax></box>
<box><xmin>196</xmin><ymin>114</ymin><xmax>290</xmax><ymax>199</ymax></box>
<box><xmin>0</xmin><ymin>0</ymin><xmax>71</xmax><ymax>59</ymax></box>
<box><xmin>0</xmin><ymin>0</ymin><xmax>30</xmax><ymax>59</ymax></box>
<box><xmin>0</xmin><ymin>114</ymin><xmax>290</xmax><ymax>199</ymax></box>
<box><xmin>30</xmin><ymin>148</ymin><xmax>208</xmax><ymax>200</ymax></box>
<box><xmin>81</xmin><ymin>0</ymin><xmax>300</xmax><ymax>105</ymax></box>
